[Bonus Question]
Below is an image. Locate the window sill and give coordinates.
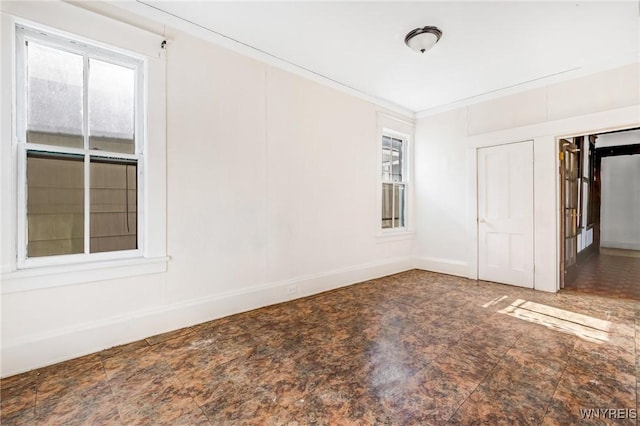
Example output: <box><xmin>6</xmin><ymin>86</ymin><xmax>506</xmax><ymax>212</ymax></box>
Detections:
<box><xmin>376</xmin><ymin>230</ymin><xmax>416</xmax><ymax>243</ymax></box>
<box><xmin>1</xmin><ymin>256</ymin><xmax>169</xmax><ymax>294</ymax></box>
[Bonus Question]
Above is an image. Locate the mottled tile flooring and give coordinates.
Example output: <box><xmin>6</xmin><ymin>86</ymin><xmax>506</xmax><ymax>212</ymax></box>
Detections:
<box><xmin>2</xmin><ymin>270</ymin><xmax>639</xmax><ymax>425</ymax></box>
<box><xmin>564</xmin><ymin>252</ymin><xmax>640</xmax><ymax>300</ymax></box>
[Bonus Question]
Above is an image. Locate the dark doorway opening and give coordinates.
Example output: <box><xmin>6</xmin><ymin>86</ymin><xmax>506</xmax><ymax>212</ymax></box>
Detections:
<box><xmin>559</xmin><ymin>128</ymin><xmax>640</xmax><ymax>300</ymax></box>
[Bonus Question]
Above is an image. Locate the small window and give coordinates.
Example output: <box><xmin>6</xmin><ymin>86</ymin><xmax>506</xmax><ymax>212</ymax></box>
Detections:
<box><xmin>17</xmin><ymin>26</ymin><xmax>143</xmax><ymax>265</ymax></box>
<box><xmin>381</xmin><ymin>134</ymin><xmax>407</xmax><ymax>229</ymax></box>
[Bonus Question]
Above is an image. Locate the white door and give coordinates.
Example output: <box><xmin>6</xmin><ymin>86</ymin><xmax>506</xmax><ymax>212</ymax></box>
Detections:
<box><xmin>478</xmin><ymin>141</ymin><xmax>534</xmax><ymax>288</ymax></box>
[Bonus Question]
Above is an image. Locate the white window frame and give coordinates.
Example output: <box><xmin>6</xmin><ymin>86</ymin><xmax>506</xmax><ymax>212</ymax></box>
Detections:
<box><xmin>1</xmin><ymin>3</ymin><xmax>167</xmax><ymax>294</ymax></box>
<box><xmin>376</xmin><ymin>113</ymin><xmax>415</xmax><ymax>239</ymax></box>
<box><xmin>381</xmin><ymin>131</ymin><xmax>409</xmax><ymax>230</ymax></box>
<box><xmin>15</xmin><ymin>25</ymin><xmax>145</xmax><ymax>269</ymax></box>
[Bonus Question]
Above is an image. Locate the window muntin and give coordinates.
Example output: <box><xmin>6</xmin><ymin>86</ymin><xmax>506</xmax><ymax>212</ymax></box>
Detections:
<box><xmin>17</xmin><ymin>26</ymin><xmax>143</xmax><ymax>265</ymax></box>
<box><xmin>381</xmin><ymin>134</ymin><xmax>407</xmax><ymax>229</ymax></box>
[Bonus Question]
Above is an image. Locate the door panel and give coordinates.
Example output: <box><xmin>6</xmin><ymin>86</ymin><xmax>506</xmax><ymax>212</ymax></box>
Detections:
<box><xmin>560</xmin><ymin>138</ymin><xmax>580</xmax><ymax>287</ymax></box>
<box><xmin>478</xmin><ymin>141</ymin><xmax>534</xmax><ymax>288</ymax></box>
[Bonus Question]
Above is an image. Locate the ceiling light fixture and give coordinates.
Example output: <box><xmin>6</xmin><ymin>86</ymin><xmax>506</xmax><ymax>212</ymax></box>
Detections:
<box><xmin>404</xmin><ymin>26</ymin><xmax>442</xmax><ymax>54</ymax></box>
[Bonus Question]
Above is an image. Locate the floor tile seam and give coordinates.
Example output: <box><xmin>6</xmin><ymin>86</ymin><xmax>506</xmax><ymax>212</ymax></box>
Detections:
<box><xmin>426</xmin><ymin>324</ymin><xmax>471</xmax><ymax>366</ymax></box>
<box><xmin>33</xmin><ymin>360</ymin><xmax>105</xmax><ymax>395</ymax></box>
<box><xmin>443</xmin><ymin>330</ymin><xmax>524</xmax><ymax>424</ymax></box>
<box><xmin>540</xmin><ymin>337</ymin><xmax>579</xmax><ymax>423</ymax></box>
<box><xmin>32</xmin><ymin>357</ymin><xmax>113</xmax><ymax>415</ymax></box>
<box><xmin>103</xmin><ymin>349</ymin><xmax>173</xmax><ymax>382</ymax></box>
<box><xmin>473</xmin><ymin>311</ymin><xmax>527</xmax><ymax>345</ymax></box>
<box><xmin>101</xmin><ymin>359</ymin><xmax>126</xmax><ymax>425</ymax></box>
<box><xmin>161</xmin><ymin>355</ymin><xmax>214</xmax><ymax>425</ymax></box>
<box><xmin>107</xmin><ymin>359</ymin><xmax>190</xmax><ymax>410</ymax></box>
<box><xmin>566</xmin><ymin>341</ymin><xmax>637</xmax><ymax>376</ymax></box>
<box><xmin>145</xmin><ymin>326</ymin><xmax>198</xmax><ymax>346</ymax></box>
<box><xmin>154</xmin><ymin>333</ymin><xmax>219</xmax><ymax>359</ymax></box>
<box><xmin>0</xmin><ymin>386</ymin><xmax>37</xmax><ymax>420</ymax></box>
<box><xmin>99</xmin><ymin>341</ymin><xmax>153</xmax><ymax>361</ymax></box>
<box><xmin>431</xmin><ymin>314</ymin><xmax>516</xmax><ymax>364</ymax></box>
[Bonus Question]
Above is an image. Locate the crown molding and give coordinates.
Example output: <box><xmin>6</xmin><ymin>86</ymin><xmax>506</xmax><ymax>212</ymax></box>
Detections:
<box><xmin>107</xmin><ymin>1</ymin><xmax>415</xmax><ymax>119</ymax></box>
<box><xmin>416</xmin><ymin>53</ymin><xmax>639</xmax><ymax>119</ymax></box>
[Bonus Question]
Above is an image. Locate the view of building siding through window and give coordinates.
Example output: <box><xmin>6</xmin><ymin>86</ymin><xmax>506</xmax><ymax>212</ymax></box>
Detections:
<box><xmin>25</xmin><ymin>40</ymin><xmax>137</xmax><ymax>257</ymax></box>
<box><xmin>27</xmin><ymin>153</ymin><xmax>85</xmax><ymax>257</ymax></box>
<box><xmin>90</xmin><ymin>159</ymin><xmax>137</xmax><ymax>253</ymax></box>
<box><xmin>381</xmin><ymin>135</ymin><xmax>406</xmax><ymax>229</ymax></box>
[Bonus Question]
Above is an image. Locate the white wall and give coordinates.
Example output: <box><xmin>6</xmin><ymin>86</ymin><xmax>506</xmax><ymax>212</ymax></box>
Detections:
<box><xmin>164</xmin><ymin>31</ymin><xmax>414</xmax><ymax>305</ymax></box>
<box><xmin>414</xmin><ymin>63</ymin><xmax>640</xmax><ymax>292</ymax></box>
<box><xmin>0</xmin><ymin>2</ymin><xmax>413</xmax><ymax>377</ymax></box>
<box><xmin>2</xmin><ymin>1</ymin><xmax>639</xmax><ymax>378</ymax></box>
<box><xmin>413</xmin><ymin>108</ymin><xmax>470</xmax><ymax>276</ymax></box>
<box><xmin>597</xmin><ymin>130</ymin><xmax>640</xmax><ymax>250</ymax></box>
<box><xmin>596</xmin><ymin>129</ymin><xmax>640</xmax><ymax>148</ymax></box>
<box><xmin>601</xmin><ymin>155</ymin><xmax>640</xmax><ymax>250</ymax></box>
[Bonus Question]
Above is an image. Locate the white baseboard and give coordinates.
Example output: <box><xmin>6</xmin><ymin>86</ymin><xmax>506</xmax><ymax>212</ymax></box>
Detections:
<box><xmin>1</xmin><ymin>256</ymin><xmax>413</xmax><ymax>378</ymax></box>
<box><xmin>412</xmin><ymin>256</ymin><xmax>469</xmax><ymax>277</ymax></box>
<box><xmin>601</xmin><ymin>241</ymin><xmax>640</xmax><ymax>251</ymax></box>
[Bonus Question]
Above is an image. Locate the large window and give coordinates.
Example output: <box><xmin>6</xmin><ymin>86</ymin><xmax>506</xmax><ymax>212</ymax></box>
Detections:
<box><xmin>381</xmin><ymin>134</ymin><xmax>407</xmax><ymax>229</ymax></box>
<box><xmin>16</xmin><ymin>26</ymin><xmax>143</xmax><ymax>266</ymax></box>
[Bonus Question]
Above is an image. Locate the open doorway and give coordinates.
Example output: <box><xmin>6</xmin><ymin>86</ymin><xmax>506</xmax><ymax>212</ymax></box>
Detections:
<box><xmin>559</xmin><ymin>128</ymin><xmax>640</xmax><ymax>299</ymax></box>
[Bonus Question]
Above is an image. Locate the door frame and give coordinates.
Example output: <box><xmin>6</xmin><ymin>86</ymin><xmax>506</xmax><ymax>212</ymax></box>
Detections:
<box><xmin>556</xmin><ymin>132</ymin><xmax>640</xmax><ymax>290</ymax></box>
<box><xmin>558</xmin><ymin>138</ymin><xmax>578</xmax><ymax>289</ymax></box>
<box><xmin>465</xmin><ymin>104</ymin><xmax>639</xmax><ymax>293</ymax></box>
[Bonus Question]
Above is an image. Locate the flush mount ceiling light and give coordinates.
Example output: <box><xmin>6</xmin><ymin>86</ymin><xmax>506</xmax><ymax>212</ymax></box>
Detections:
<box><xmin>404</xmin><ymin>26</ymin><xmax>442</xmax><ymax>53</ymax></box>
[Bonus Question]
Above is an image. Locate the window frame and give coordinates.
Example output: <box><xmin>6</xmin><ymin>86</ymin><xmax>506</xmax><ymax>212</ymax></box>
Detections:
<box><xmin>381</xmin><ymin>132</ymin><xmax>408</xmax><ymax>230</ymax></box>
<box><xmin>15</xmin><ymin>24</ymin><xmax>146</xmax><ymax>269</ymax></box>
<box><xmin>378</xmin><ymin>124</ymin><xmax>413</xmax><ymax>236</ymax></box>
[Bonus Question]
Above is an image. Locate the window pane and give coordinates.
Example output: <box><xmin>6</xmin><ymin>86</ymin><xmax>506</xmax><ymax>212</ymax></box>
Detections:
<box><xmin>382</xmin><ymin>136</ymin><xmax>392</xmax><ymax>148</ymax></box>
<box><xmin>382</xmin><ymin>136</ymin><xmax>392</xmax><ymax>180</ymax></box>
<box><xmin>382</xmin><ymin>182</ymin><xmax>393</xmax><ymax>229</ymax></box>
<box><xmin>394</xmin><ymin>184</ymin><xmax>406</xmax><ymax>228</ymax></box>
<box><xmin>90</xmin><ymin>158</ymin><xmax>137</xmax><ymax>253</ymax></box>
<box><xmin>382</xmin><ymin>136</ymin><xmax>404</xmax><ymax>182</ymax></box>
<box><xmin>382</xmin><ymin>152</ymin><xmax>392</xmax><ymax>181</ymax></box>
<box><xmin>382</xmin><ymin>183</ymin><xmax>406</xmax><ymax>229</ymax></box>
<box><xmin>391</xmin><ymin>138</ymin><xmax>403</xmax><ymax>182</ymax></box>
<box><xmin>27</xmin><ymin>43</ymin><xmax>83</xmax><ymax>148</ymax></box>
<box><xmin>89</xmin><ymin>59</ymin><xmax>135</xmax><ymax>154</ymax></box>
<box><xmin>27</xmin><ymin>152</ymin><xmax>84</xmax><ymax>257</ymax></box>
<box><xmin>382</xmin><ymin>135</ymin><xmax>403</xmax><ymax>183</ymax></box>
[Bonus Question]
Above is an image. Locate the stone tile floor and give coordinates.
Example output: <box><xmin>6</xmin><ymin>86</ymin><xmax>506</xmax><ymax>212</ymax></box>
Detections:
<box><xmin>1</xmin><ymin>270</ymin><xmax>638</xmax><ymax>425</ymax></box>
<box><xmin>564</xmin><ymin>252</ymin><xmax>640</xmax><ymax>301</ymax></box>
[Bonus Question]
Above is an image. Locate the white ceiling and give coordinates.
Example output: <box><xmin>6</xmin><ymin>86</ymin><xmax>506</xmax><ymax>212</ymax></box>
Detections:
<box><xmin>136</xmin><ymin>1</ymin><xmax>639</xmax><ymax>113</ymax></box>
